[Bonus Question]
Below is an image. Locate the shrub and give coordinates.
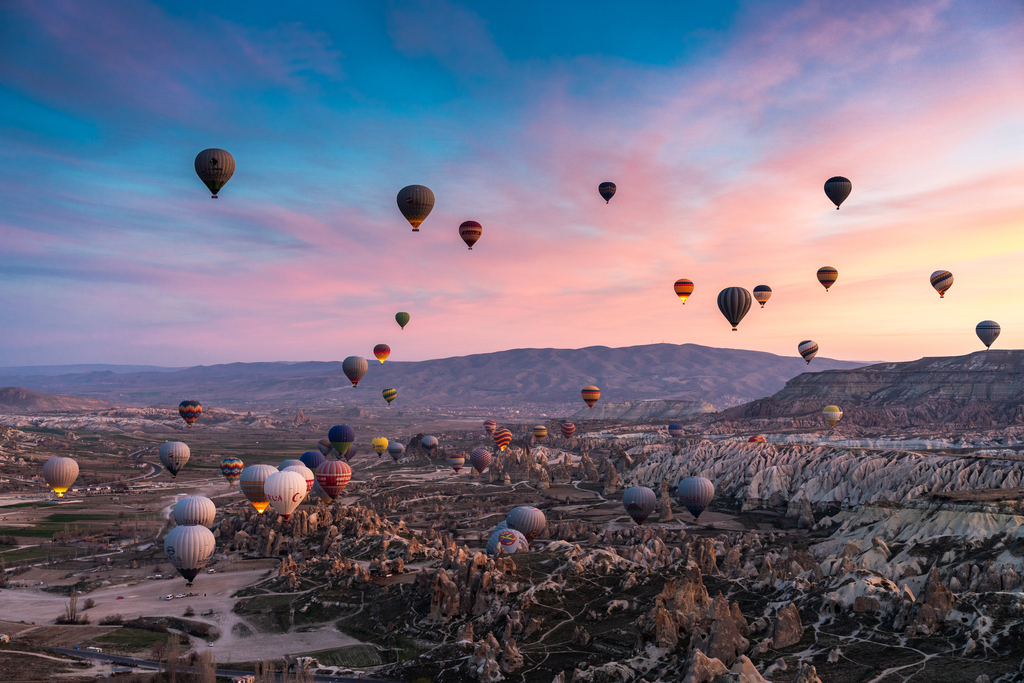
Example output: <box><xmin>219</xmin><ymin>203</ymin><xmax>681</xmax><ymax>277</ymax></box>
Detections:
<box><xmin>183</xmin><ymin>606</ymin><xmax>195</xmax><ymax>617</ymax></box>
<box><xmin>99</xmin><ymin>614</ymin><xmax>124</xmax><ymax>625</ymax></box>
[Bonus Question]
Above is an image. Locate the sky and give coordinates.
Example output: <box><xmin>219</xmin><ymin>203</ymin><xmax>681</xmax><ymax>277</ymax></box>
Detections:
<box><xmin>1</xmin><ymin>0</ymin><xmax>1022</xmax><ymax>367</ymax></box>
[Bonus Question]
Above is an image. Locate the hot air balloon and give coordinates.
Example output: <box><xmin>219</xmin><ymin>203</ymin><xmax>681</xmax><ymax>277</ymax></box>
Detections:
<box><xmin>284</xmin><ymin>465</ymin><xmax>315</xmax><ymax>494</ymax></box>
<box><xmin>487</xmin><ymin>527</ymin><xmax>529</xmax><ymax>555</ymax></box>
<box><xmin>194</xmin><ymin>148</ymin><xmax>235</xmax><ymax>198</ymax></box>
<box><xmin>493</xmin><ymin>428</ymin><xmax>512</xmax><ymax>452</ymax></box>
<box><xmin>342</xmin><ymin>356</ymin><xmax>368</xmax><ymax>387</ymax></box>
<box><xmin>372</xmin><ymin>437</ymin><xmax>389</xmax><ymax>457</ymax></box>
<box><xmin>483</xmin><ymin>420</ymin><xmax>496</xmax><ymax>435</ymax></box>
<box><xmin>395</xmin><ymin>312</ymin><xmax>410</xmax><ymax>330</ymax></box>
<box><xmin>798</xmin><ymin>340</ymin><xmax>819</xmax><ymax>364</ymax></box>
<box><xmin>317</xmin><ymin>439</ymin><xmax>337</xmax><ymax>458</ymax></box>
<box><xmin>748</xmin><ymin>435</ymin><xmax>766</xmax><ymax>443</ymax></box>
<box><xmin>300</xmin><ymin>450</ymin><xmax>326</xmax><ymax>471</ymax></box>
<box><xmin>532</xmin><ymin>425</ymin><xmax>548</xmax><ymax>441</ymax></box>
<box><xmin>382</xmin><ymin>388</ymin><xmax>398</xmax><ymax>405</ymax></box>
<box><xmin>278</xmin><ymin>459</ymin><xmax>305</xmax><ymax>471</ymax></box>
<box><xmin>561</xmin><ymin>422</ymin><xmax>576</xmax><ymax>439</ymax></box>
<box><xmin>507</xmin><ymin>506</ymin><xmax>547</xmax><ymax>541</ymax></box>
<box><xmin>42</xmin><ymin>457</ymin><xmax>78</xmax><ymax>498</ymax></box>
<box><xmin>220</xmin><ymin>457</ymin><xmax>243</xmax><ymax>487</ymax></box>
<box><xmin>674</xmin><ymin>279</ymin><xmax>694</xmax><ymax>304</ymax></box>
<box><xmin>315</xmin><ymin>460</ymin><xmax>352</xmax><ymax>499</ymax></box>
<box><xmin>240</xmin><ymin>464</ymin><xmax>276</xmax><ymax>514</ymax></box>
<box><xmin>930</xmin><ymin>270</ymin><xmax>953</xmax><ymax>298</ymax></box>
<box><xmin>470</xmin><ymin>448</ymin><xmax>491</xmax><ymax>474</ymax></box>
<box><xmin>823</xmin><ymin>405</ymin><xmax>843</xmax><ymax>427</ymax></box>
<box><xmin>388</xmin><ymin>442</ymin><xmax>405</xmax><ymax>461</ymax></box>
<box><xmin>397</xmin><ymin>185</ymin><xmax>435</xmax><ymax>231</ymax></box>
<box><xmin>752</xmin><ymin>285</ymin><xmax>772</xmax><ymax>308</ymax></box>
<box><xmin>178</xmin><ymin>400</ymin><xmax>202</xmax><ymax>428</ymax></box>
<box><xmin>264</xmin><ymin>470</ymin><xmax>306</xmax><ymax>520</ymax></box>
<box><xmin>668</xmin><ymin>424</ymin><xmax>684</xmax><ymax>438</ymax></box>
<box><xmin>717</xmin><ymin>287</ymin><xmax>752</xmax><ymax>331</ymax></box>
<box><xmin>677</xmin><ymin>476</ymin><xmax>714</xmax><ymax>520</ymax></box>
<box><xmin>342</xmin><ymin>444</ymin><xmax>357</xmax><ymax>463</ymax></box>
<box><xmin>373</xmin><ymin>344</ymin><xmax>391</xmax><ymax>363</ymax></box>
<box><xmin>448</xmin><ymin>453</ymin><xmax>465</xmax><ymax>473</ymax></box>
<box><xmin>421</xmin><ymin>435</ymin><xmax>439</xmax><ymax>453</ymax></box>
<box><xmin>977</xmin><ymin>321</ymin><xmax>1001</xmax><ymax>349</ymax></box>
<box><xmin>159</xmin><ymin>442</ymin><xmax>190</xmax><ymax>478</ymax></box>
<box><xmin>173</xmin><ymin>496</ymin><xmax>216</xmax><ymax>527</ymax></box>
<box><xmin>622</xmin><ymin>487</ymin><xmax>657</xmax><ymax>526</ymax></box>
<box><xmin>824</xmin><ymin>176</ymin><xmax>852</xmax><ymax>209</ymax></box>
<box><xmin>459</xmin><ymin>221</ymin><xmax>482</xmax><ymax>249</ymax></box>
<box><xmin>164</xmin><ymin>525</ymin><xmax>215</xmax><ymax>586</ymax></box>
<box><xmin>311</xmin><ymin>479</ymin><xmax>333</xmax><ymax>504</ymax></box>
<box><xmin>599</xmin><ymin>182</ymin><xmax>616</xmax><ymax>203</ymax></box>
<box><xmin>581</xmin><ymin>385</ymin><xmax>600</xmax><ymax>409</ymax></box>
<box><xmin>817</xmin><ymin>267</ymin><xmax>838</xmax><ymax>291</ymax></box>
<box><xmin>328</xmin><ymin>425</ymin><xmax>355</xmax><ymax>458</ymax></box>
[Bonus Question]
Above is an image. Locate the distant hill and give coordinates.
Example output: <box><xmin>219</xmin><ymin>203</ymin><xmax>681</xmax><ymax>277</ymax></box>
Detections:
<box><xmin>0</xmin><ymin>387</ymin><xmax>119</xmax><ymax>413</ymax></box>
<box><xmin>0</xmin><ymin>364</ymin><xmax>185</xmax><ymax>376</ymax></box>
<box><xmin>0</xmin><ymin>344</ymin><xmax>867</xmax><ymax>411</ymax></box>
<box><xmin>722</xmin><ymin>350</ymin><xmax>1024</xmax><ymax>427</ymax></box>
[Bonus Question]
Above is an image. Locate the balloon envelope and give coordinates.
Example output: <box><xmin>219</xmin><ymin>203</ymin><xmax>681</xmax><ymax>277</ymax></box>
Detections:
<box><xmin>483</xmin><ymin>420</ymin><xmax>496</xmax><ymax>435</ymax></box>
<box><xmin>930</xmin><ymin>270</ymin><xmax>953</xmax><ymax>298</ymax></box>
<box><xmin>220</xmin><ymin>457</ymin><xmax>244</xmax><ymax>487</ymax></box>
<box><xmin>382</xmin><ymin>388</ymin><xmax>398</xmax><ymax>405</ymax></box>
<box><xmin>284</xmin><ymin>465</ymin><xmax>315</xmax><ymax>494</ymax></box>
<box><xmin>421</xmin><ymin>435</ymin><xmax>439</xmax><ymax>452</ymax></box>
<box><xmin>581</xmin><ymin>385</ymin><xmax>600</xmax><ymax>409</ymax></box>
<box><xmin>300</xmin><ymin>450</ymin><xmax>326</xmax><ymax>471</ymax></box>
<box><xmin>43</xmin><ymin>457</ymin><xmax>78</xmax><ymax>497</ymax></box>
<box><xmin>598</xmin><ymin>182</ymin><xmax>616</xmax><ymax>203</ymax></box>
<box><xmin>278</xmin><ymin>459</ymin><xmax>305</xmax><ymax>471</ymax></box>
<box><xmin>560</xmin><ymin>422</ymin><xmax>576</xmax><ymax>439</ymax></box>
<box><xmin>317</xmin><ymin>439</ymin><xmax>336</xmax><ymax>457</ymax></box>
<box><xmin>372</xmin><ymin>437</ymin><xmax>389</xmax><ymax>456</ymax></box>
<box><xmin>448</xmin><ymin>453</ymin><xmax>465</xmax><ymax>473</ymax></box>
<box><xmin>532</xmin><ymin>425</ymin><xmax>548</xmax><ymax>440</ymax></box>
<box><xmin>470</xmin><ymin>448</ymin><xmax>492</xmax><ymax>474</ymax></box>
<box><xmin>622</xmin><ymin>487</ymin><xmax>657</xmax><ymax>525</ymax></box>
<box><xmin>264</xmin><ymin>470</ymin><xmax>306</xmax><ymax>519</ymax></box>
<box><xmin>668</xmin><ymin>424</ymin><xmax>684</xmax><ymax>438</ymax></box>
<box><xmin>164</xmin><ymin>525</ymin><xmax>216</xmax><ymax>585</ymax></box>
<box><xmin>159</xmin><ymin>442</ymin><xmax>190</xmax><ymax>478</ymax></box>
<box><xmin>388</xmin><ymin>442</ymin><xmax>405</xmax><ymax>461</ymax></box>
<box><xmin>717</xmin><ymin>287</ymin><xmax>752</xmax><ymax>330</ymax></box>
<box><xmin>824</xmin><ymin>176</ymin><xmax>852</xmax><ymax>209</ymax></box>
<box><xmin>677</xmin><ymin>477</ymin><xmax>714</xmax><ymax>520</ymax></box>
<box><xmin>823</xmin><ymin>405</ymin><xmax>843</xmax><ymax>427</ymax></box>
<box><xmin>798</xmin><ymin>340</ymin><xmax>819</xmax><ymax>364</ymax></box>
<box><xmin>315</xmin><ymin>460</ymin><xmax>352</xmax><ymax>499</ymax></box>
<box><xmin>459</xmin><ymin>221</ymin><xmax>483</xmax><ymax>249</ymax></box>
<box><xmin>194</xmin><ymin>148</ymin><xmax>235</xmax><ymax>198</ymax></box>
<box><xmin>342</xmin><ymin>356</ymin><xmax>368</xmax><ymax>387</ymax></box>
<box><xmin>817</xmin><ymin>267</ymin><xmax>838</xmax><ymax>291</ymax></box>
<box><xmin>395</xmin><ymin>312</ymin><xmax>410</xmax><ymax>329</ymax></box>
<box><xmin>752</xmin><ymin>285</ymin><xmax>772</xmax><ymax>308</ymax></box>
<box><xmin>397</xmin><ymin>185</ymin><xmax>435</xmax><ymax>231</ymax></box>
<box><xmin>674</xmin><ymin>279</ymin><xmax>694</xmax><ymax>304</ymax></box>
<box><xmin>487</xmin><ymin>527</ymin><xmax>529</xmax><ymax>555</ymax></box>
<box><xmin>373</xmin><ymin>344</ymin><xmax>391</xmax><ymax>363</ymax></box>
<box><xmin>507</xmin><ymin>506</ymin><xmax>547</xmax><ymax>541</ymax></box>
<box><xmin>493</xmin><ymin>428</ymin><xmax>512</xmax><ymax>451</ymax></box>
<box><xmin>328</xmin><ymin>425</ymin><xmax>355</xmax><ymax>457</ymax></box>
<box><xmin>240</xmin><ymin>464</ymin><xmax>276</xmax><ymax>514</ymax></box>
<box><xmin>977</xmin><ymin>321</ymin><xmax>1000</xmax><ymax>349</ymax></box>
<box><xmin>178</xmin><ymin>400</ymin><xmax>202</xmax><ymax>428</ymax></box>
<box><xmin>748</xmin><ymin>435</ymin><xmax>767</xmax><ymax>443</ymax></box>
<box><xmin>173</xmin><ymin>496</ymin><xmax>216</xmax><ymax>527</ymax></box>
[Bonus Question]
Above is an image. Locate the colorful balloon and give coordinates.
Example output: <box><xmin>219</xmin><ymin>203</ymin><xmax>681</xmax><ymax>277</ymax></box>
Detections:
<box><xmin>717</xmin><ymin>287</ymin><xmax>752</xmax><ymax>331</ymax></box>
<box><xmin>397</xmin><ymin>185</ymin><xmax>435</xmax><ymax>231</ymax></box>
<box><xmin>372</xmin><ymin>437</ymin><xmax>389</xmax><ymax>456</ymax></box>
<box><xmin>373</xmin><ymin>344</ymin><xmax>391</xmax><ymax>363</ymax></box>
<box><xmin>220</xmin><ymin>457</ymin><xmax>243</xmax><ymax>487</ymax></box>
<box><xmin>42</xmin><ymin>457</ymin><xmax>78</xmax><ymax>498</ymax></box>
<box><xmin>674</xmin><ymin>279</ymin><xmax>694</xmax><ymax>304</ymax></box>
<box><xmin>459</xmin><ymin>221</ymin><xmax>482</xmax><ymax>249</ymax></box>
<box><xmin>752</xmin><ymin>285</ymin><xmax>772</xmax><ymax>308</ymax></box>
<box><xmin>448</xmin><ymin>453</ymin><xmax>465</xmax><ymax>473</ymax></box>
<box><xmin>823</xmin><ymin>405</ymin><xmax>843</xmax><ymax>427</ymax></box>
<box><xmin>315</xmin><ymin>460</ymin><xmax>352</xmax><ymax>500</ymax></box>
<box><xmin>159</xmin><ymin>442</ymin><xmax>190</xmax><ymax>478</ymax></box>
<box><xmin>798</xmin><ymin>340</ymin><xmax>819</xmax><ymax>364</ymax></box>
<box><xmin>487</xmin><ymin>527</ymin><xmax>529</xmax><ymax>555</ymax></box>
<box><xmin>622</xmin><ymin>486</ymin><xmax>657</xmax><ymax>526</ymax></box>
<box><xmin>164</xmin><ymin>525</ymin><xmax>215</xmax><ymax>586</ymax></box>
<box><xmin>194</xmin><ymin>148</ymin><xmax>234</xmax><ymax>198</ymax></box>
<box><xmin>561</xmin><ymin>422</ymin><xmax>576</xmax><ymax>439</ymax></box>
<box><xmin>388</xmin><ymin>442</ymin><xmax>405</xmax><ymax>461</ymax></box>
<box><xmin>173</xmin><ymin>496</ymin><xmax>215</xmax><ymax>527</ymax></box>
<box><xmin>264</xmin><ymin>470</ymin><xmax>306</xmax><ymax>520</ymax></box>
<box><xmin>493</xmin><ymin>428</ymin><xmax>512</xmax><ymax>451</ymax></box>
<box><xmin>470</xmin><ymin>447</ymin><xmax>491</xmax><ymax>474</ymax></box>
<box><xmin>328</xmin><ymin>425</ymin><xmax>355</xmax><ymax>457</ymax></box>
<box><xmin>507</xmin><ymin>506</ymin><xmax>546</xmax><ymax>541</ymax></box>
<box><xmin>382</xmin><ymin>388</ymin><xmax>398</xmax><ymax>405</ymax></box>
<box><xmin>824</xmin><ymin>176</ymin><xmax>852</xmax><ymax>209</ymax></box>
<box><xmin>977</xmin><ymin>321</ymin><xmax>1000</xmax><ymax>349</ymax></box>
<box><xmin>178</xmin><ymin>400</ymin><xmax>202</xmax><ymax>428</ymax></box>
<box><xmin>240</xmin><ymin>464</ymin><xmax>276</xmax><ymax>514</ymax></box>
<box><xmin>299</xmin><ymin>450</ymin><xmax>326</xmax><ymax>471</ymax></box>
<box><xmin>599</xmin><ymin>182</ymin><xmax>616</xmax><ymax>203</ymax></box>
<box><xmin>532</xmin><ymin>425</ymin><xmax>548</xmax><ymax>440</ymax></box>
<box><xmin>930</xmin><ymin>270</ymin><xmax>953</xmax><ymax>298</ymax></box>
<box><xmin>668</xmin><ymin>424</ymin><xmax>684</xmax><ymax>438</ymax></box>
<box><xmin>748</xmin><ymin>435</ymin><xmax>766</xmax><ymax>443</ymax></box>
<box><xmin>342</xmin><ymin>356</ymin><xmax>368</xmax><ymax>387</ymax></box>
<box><xmin>677</xmin><ymin>476</ymin><xmax>714</xmax><ymax>520</ymax></box>
<box><xmin>396</xmin><ymin>312</ymin><xmax>410</xmax><ymax>330</ymax></box>
<box><xmin>283</xmin><ymin>465</ymin><xmax>315</xmax><ymax>494</ymax></box>
<box><xmin>421</xmin><ymin>435</ymin><xmax>439</xmax><ymax>453</ymax></box>
<box><xmin>581</xmin><ymin>385</ymin><xmax>601</xmax><ymax>409</ymax></box>
<box><xmin>483</xmin><ymin>420</ymin><xmax>497</xmax><ymax>435</ymax></box>
<box><xmin>817</xmin><ymin>267</ymin><xmax>838</xmax><ymax>291</ymax></box>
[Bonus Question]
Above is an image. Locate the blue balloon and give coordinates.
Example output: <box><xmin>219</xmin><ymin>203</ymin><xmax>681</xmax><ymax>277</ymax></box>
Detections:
<box><xmin>328</xmin><ymin>425</ymin><xmax>355</xmax><ymax>443</ymax></box>
<box><xmin>300</xmin><ymin>450</ymin><xmax>326</xmax><ymax>470</ymax></box>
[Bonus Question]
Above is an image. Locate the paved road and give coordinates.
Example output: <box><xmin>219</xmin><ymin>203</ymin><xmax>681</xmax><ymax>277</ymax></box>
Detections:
<box><xmin>44</xmin><ymin>646</ymin><xmax>402</xmax><ymax>683</ymax></box>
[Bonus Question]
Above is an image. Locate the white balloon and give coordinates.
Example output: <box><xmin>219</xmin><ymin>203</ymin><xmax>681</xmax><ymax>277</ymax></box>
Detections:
<box><xmin>173</xmin><ymin>496</ymin><xmax>216</xmax><ymax>527</ymax></box>
<box><xmin>264</xmin><ymin>470</ymin><xmax>307</xmax><ymax>519</ymax></box>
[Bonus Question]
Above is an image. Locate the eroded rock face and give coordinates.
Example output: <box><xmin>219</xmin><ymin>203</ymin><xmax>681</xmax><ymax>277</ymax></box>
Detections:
<box><xmin>683</xmin><ymin>651</ymin><xmax>729</xmax><ymax>683</ymax></box>
<box><xmin>768</xmin><ymin>603</ymin><xmax>803</xmax><ymax>649</ymax></box>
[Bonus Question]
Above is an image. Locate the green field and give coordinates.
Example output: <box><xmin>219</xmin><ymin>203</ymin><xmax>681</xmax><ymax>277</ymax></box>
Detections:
<box><xmin>93</xmin><ymin>627</ymin><xmax>169</xmax><ymax>653</ymax></box>
<box><xmin>308</xmin><ymin>644</ymin><xmax>383</xmax><ymax>667</ymax></box>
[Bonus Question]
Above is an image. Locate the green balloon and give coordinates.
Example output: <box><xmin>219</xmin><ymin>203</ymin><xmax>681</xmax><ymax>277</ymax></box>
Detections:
<box><xmin>395</xmin><ymin>312</ymin><xmax>410</xmax><ymax>330</ymax></box>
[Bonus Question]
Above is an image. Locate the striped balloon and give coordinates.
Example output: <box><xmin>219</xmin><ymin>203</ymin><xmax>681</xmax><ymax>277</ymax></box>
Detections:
<box><xmin>798</xmin><ymin>340</ymin><xmax>819</xmax><ymax>364</ymax></box>
<box><xmin>240</xmin><ymin>464</ymin><xmax>276</xmax><ymax>514</ymax></box>
<box><xmin>824</xmin><ymin>176</ymin><xmax>852</xmax><ymax>209</ymax></box>
<box><xmin>507</xmin><ymin>506</ymin><xmax>547</xmax><ymax>541</ymax></box>
<box><xmin>421</xmin><ymin>435</ymin><xmax>439</xmax><ymax>453</ymax></box>
<box><xmin>560</xmin><ymin>422</ymin><xmax>576</xmax><ymax>439</ymax></box>
<box><xmin>717</xmin><ymin>287</ymin><xmax>752</xmax><ymax>331</ymax></box>
<box><xmin>315</xmin><ymin>460</ymin><xmax>352</xmax><ymax>499</ymax></box>
<box><xmin>677</xmin><ymin>476</ymin><xmax>714</xmax><ymax>520</ymax></box>
<box><xmin>448</xmin><ymin>453</ymin><xmax>465</xmax><ymax>473</ymax></box>
<box><xmin>397</xmin><ymin>185</ymin><xmax>435</xmax><ymax>231</ymax></box>
<box><xmin>382</xmin><ymin>388</ymin><xmax>398</xmax><ymax>405</ymax></box>
<box><xmin>387</xmin><ymin>442</ymin><xmax>405</xmax><ymax>461</ymax></box>
<box><xmin>470</xmin><ymin>448</ymin><xmax>492</xmax><ymax>474</ymax></box>
<box><xmin>930</xmin><ymin>270</ymin><xmax>953</xmax><ymax>298</ymax></box>
<box><xmin>220</xmin><ymin>457</ymin><xmax>244</xmax><ymax>487</ymax></box>
<box><xmin>343</xmin><ymin>356</ymin><xmax>368</xmax><ymax>387</ymax></box>
<box><xmin>752</xmin><ymin>285</ymin><xmax>772</xmax><ymax>308</ymax></box>
<box><xmin>581</xmin><ymin>385</ymin><xmax>600</xmax><ymax>409</ymax></box>
<box><xmin>483</xmin><ymin>420</ymin><xmax>496</xmax><ymax>435</ymax></box>
<box><xmin>823</xmin><ymin>405</ymin><xmax>843</xmax><ymax>427</ymax></box>
<box><xmin>373</xmin><ymin>344</ymin><xmax>391</xmax><ymax>363</ymax></box>
<box><xmin>459</xmin><ymin>221</ymin><xmax>483</xmax><ymax>249</ymax></box>
<box><xmin>598</xmin><ymin>182</ymin><xmax>616</xmax><ymax>203</ymax></box>
<box><xmin>673</xmin><ymin>278</ymin><xmax>694</xmax><ymax>304</ymax></box>
<box><xmin>173</xmin><ymin>496</ymin><xmax>216</xmax><ymax>527</ymax></box>
<box><xmin>178</xmin><ymin>400</ymin><xmax>202</xmax><ymax>428</ymax></box>
<box><xmin>622</xmin><ymin>486</ymin><xmax>657</xmax><ymax>526</ymax></box>
<box><xmin>668</xmin><ymin>424</ymin><xmax>684</xmax><ymax>438</ymax></box>
<box><xmin>532</xmin><ymin>425</ymin><xmax>547</xmax><ymax>440</ymax></box>
<box><xmin>493</xmin><ymin>428</ymin><xmax>512</xmax><ymax>451</ymax></box>
<box><xmin>977</xmin><ymin>320</ymin><xmax>1001</xmax><ymax>349</ymax></box>
<box><xmin>194</xmin><ymin>148</ymin><xmax>235</xmax><ymax>198</ymax></box>
<box><xmin>817</xmin><ymin>267</ymin><xmax>838</xmax><ymax>291</ymax></box>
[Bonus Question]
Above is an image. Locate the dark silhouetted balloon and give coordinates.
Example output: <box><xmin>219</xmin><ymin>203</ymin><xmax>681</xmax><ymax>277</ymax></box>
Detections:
<box><xmin>459</xmin><ymin>221</ymin><xmax>482</xmax><ymax>249</ymax></box>
<box><xmin>824</xmin><ymin>176</ymin><xmax>851</xmax><ymax>209</ymax></box>
<box><xmin>599</xmin><ymin>182</ymin><xmax>616</xmax><ymax>203</ymax></box>
<box><xmin>194</xmin><ymin>149</ymin><xmax>235</xmax><ymax>198</ymax></box>
<box><xmin>397</xmin><ymin>185</ymin><xmax>434</xmax><ymax>231</ymax></box>
<box><xmin>717</xmin><ymin>287</ymin><xmax>752</xmax><ymax>331</ymax></box>
<box><xmin>622</xmin><ymin>486</ymin><xmax>657</xmax><ymax>525</ymax></box>
<box><xmin>342</xmin><ymin>356</ymin><xmax>368</xmax><ymax>387</ymax></box>
<box><xmin>977</xmin><ymin>321</ymin><xmax>1000</xmax><ymax>349</ymax></box>
<box><xmin>396</xmin><ymin>312</ymin><xmax>410</xmax><ymax>329</ymax></box>
<box><xmin>677</xmin><ymin>476</ymin><xmax>714</xmax><ymax>520</ymax></box>
<box><xmin>817</xmin><ymin>266</ymin><xmax>838</xmax><ymax>291</ymax></box>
